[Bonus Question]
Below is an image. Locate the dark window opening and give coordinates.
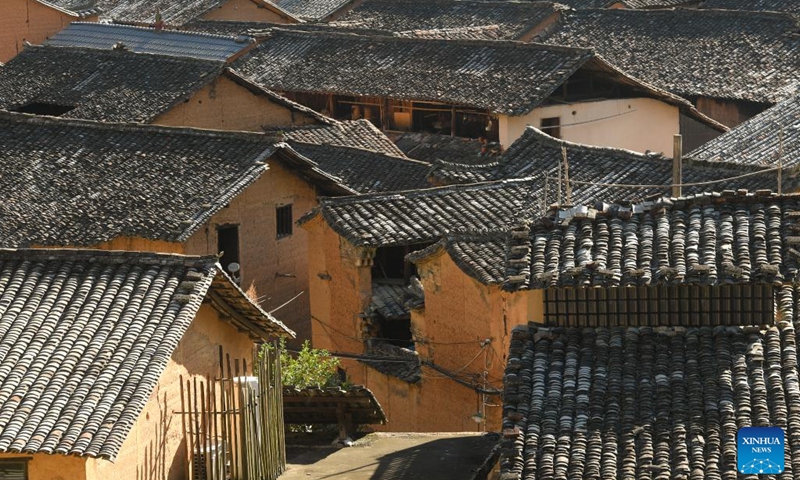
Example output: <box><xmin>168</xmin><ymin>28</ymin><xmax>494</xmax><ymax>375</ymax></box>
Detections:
<box><xmin>0</xmin><ymin>459</ymin><xmax>28</xmax><ymax>480</ymax></box>
<box><xmin>543</xmin><ymin>284</ymin><xmax>775</xmax><ymax>327</ymax></box>
<box><xmin>217</xmin><ymin>225</ymin><xmax>240</xmax><ymax>277</ymax></box>
<box><xmin>372</xmin><ymin>244</ymin><xmax>432</xmax><ymax>282</ymax></box>
<box><xmin>276</xmin><ymin>204</ymin><xmax>293</xmax><ymax>238</ymax></box>
<box><xmin>13</xmin><ymin>102</ymin><xmax>75</xmax><ymax>116</ymax></box>
<box><xmin>541</xmin><ymin>117</ymin><xmax>561</xmax><ymax>139</ymax></box>
<box><xmin>377</xmin><ymin>317</ymin><xmax>413</xmax><ymax>349</ymax></box>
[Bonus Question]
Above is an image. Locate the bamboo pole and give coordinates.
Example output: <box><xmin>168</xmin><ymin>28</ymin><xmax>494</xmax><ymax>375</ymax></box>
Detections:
<box><xmin>227</xmin><ymin>354</ymin><xmax>239</xmax><ymax>480</ymax></box>
<box><xmin>180</xmin><ymin>376</ymin><xmax>190</xmax><ymax>479</ymax></box>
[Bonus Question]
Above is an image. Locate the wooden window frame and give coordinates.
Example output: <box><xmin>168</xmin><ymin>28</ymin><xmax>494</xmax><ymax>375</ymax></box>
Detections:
<box><xmin>276</xmin><ymin>204</ymin><xmax>293</xmax><ymax>239</ymax></box>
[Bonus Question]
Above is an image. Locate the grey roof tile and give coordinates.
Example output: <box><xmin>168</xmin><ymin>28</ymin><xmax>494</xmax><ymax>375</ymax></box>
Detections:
<box><xmin>233</xmin><ymin>29</ymin><xmax>595</xmax><ymax>115</ymax></box>
<box><xmin>96</xmin><ymin>0</ymin><xmax>227</xmax><ymax>25</ymax></box>
<box><xmin>540</xmin><ymin>8</ymin><xmax>800</xmax><ymax>103</ymax></box>
<box><xmin>0</xmin><ymin>113</ymin><xmax>279</xmax><ymax>247</ymax></box>
<box><xmin>430</xmin><ymin>127</ymin><xmax>785</xmax><ymax>197</ymax></box>
<box><xmin>279</xmin><ymin>119</ymin><xmax>406</xmax><ymax>157</ymax></box>
<box><xmin>332</xmin><ymin>0</ymin><xmax>563</xmax><ymax>41</ymax></box>
<box><xmin>0</xmin><ymin>113</ymin><xmax>431</xmax><ymax>247</ymax></box>
<box><xmin>501</xmin><ymin>323</ymin><xmax>800</xmax><ymax>479</ymax></box>
<box><xmin>232</xmin><ymin>28</ymin><xmax>722</xmax><ymax>126</ymax></box>
<box><xmin>182</xmin><ymin>20</ymin><xmax>279</xmax><ymax>36</ymax></box>
<box><xmin>36</xmin><ymin>0</ymin><xmax>101</xmax><ymax>16</ymax></box>
<box><xmin>701</xmin><ymin>0</ymin><xmax>800</xmax><ymax>14</ymax></box>
<box><xmin>268</xmin><ymin>0</ymin><xmax>352</xmax><ymax>20</ymax></box>
<box><xmin>45</xmin><ymin>22</ymin><xmax>253</xmax><ymax>62</ymax></box>
<box><xmin>688</xmin><ymin>94</ymin><xmax>800</xmax><ymax>168</ymax></box>
<box><xmin>391</xmin><ymin>132</ymin><xmax>501</xmax><ymax>164</ymax></box>
<box><xmin>0</xmin><ymin>46</ymin><xmax>224</xmax><ymax>123</ymax></box>
<box><xmin>0</xmin><ymin>248</ymin><xmax>289</xmax><ymax>460</ymax></box>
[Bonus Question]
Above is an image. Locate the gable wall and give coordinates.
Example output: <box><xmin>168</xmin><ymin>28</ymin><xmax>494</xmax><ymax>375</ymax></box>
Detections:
<box><xmin>0</xmin><ymin>0</ymin><xmax>98</xmax><ymax>63</ymax></box>
<box><xmin>153</xmin><ymin>75</ymin><xmax>321</xmax><ymax>132</ymax></box>
<box><xmin>499</xmin><ymin>97</ymin><xmax>680</xmax><ymax>156</ymax></box>
<box><xmin>183</xmin><ymin>162</ymin><xmax>319</xmax><ymax>346</ymax></box>
<box><xmin>201</xmin><ymin>0</ymin><xmax>293</xmax><ymax>23</ymax></box>
<box><xmin>85</xmin><ymin>304</ymin><xmax>255</xmax><ymax>480</ymax></box>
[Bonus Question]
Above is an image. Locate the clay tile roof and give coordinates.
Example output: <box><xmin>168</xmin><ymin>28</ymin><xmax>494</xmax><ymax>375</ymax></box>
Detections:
<box><xmin>0</xmin><ymin>113</ymin><xmax>280</xmax><ymax>247</ymax></box>
<box><xmin>429</xmin><ymin>127</ymin><xmax>785</xmax><ymax>196</ymax></box>
<box><xmin>93</xmin><ymin>0</ymin><xmax>290</xmax><ymax>26</ymax></box>
<box><xmin>332</xmin><ymin>0</ymin><xmax>564</xmax><ymax>41</ymax></box>
<box><xmin>302</xmin><ymin>178</ymin><xmax>542</xmax><ymax>247</ymax></box>
<box><xmin>36</xmin><ymin>0</ymin><xmax>102</xmax><ymax>17</ymax></box>
<box><xmin>278</xmin><ymin>119</ymin><xmax>406</xmax><ymax>157</ymax></box>
<box><xmin>182</xmin><ymin>20</ymin><xmax>279</xmax><ymax>37</ymax></box>
<box><xmin>233</xmin><ymin>29</ymin><xmax>596</xmax><ymax>116</ymax></box>
<box><xmin>540</xmin><ymin>8</ymin><xmax>800</xmax><ymax>103</ymax></box>
<box><xmin>282</xmin><ymin>385</ymin><xmax>387</xmax><ymax>425</ymax></box>
<box><xmin>701</xmin><ymin>0</ymin><xmax>800</xmax><ymax>14</ymax></box>
<box><xmin>45</xmin><ymin>22</ymin><xmax>252</xmax><ymax>62</ymax></box>
<box><xmin>554</xmin><ymin>0</ymin><xmax>695</xmax><ymax>6</ymax></box>
<box><xmin>391</xmin><ymin>132</ymin><xmax>501</xmax><ymax>164</ymax></box>
<box><xmin>267</xmin><ymin>0</ymin><xmax>352</xmax><ymax>21</ymax></box>
<box><xmin>0</xmin><ymin>46</ymin><xmax>225</xmax><ymax>123</ymax></box>
<box><xmin>286</xmin><ymin>143</ymin><xmax>432</xmax><ymax>193</ymax></box>
<box><xmin>504</xmin><ymin>192</ymin><xmax>800</xmax><ymax>290</ymax></box>
<box><xmin>688</xmin><ymin>94</ymin><xmax>800</xmax><ymax>168</ymax></box>
<box><xmin>0</xmin><ymin>248</ymin><xmax>290</xmax><ymax>460</ymax></box>
<box><xmin>408</xmin><ymin>232</ymin><xmax>508</xmax><ymax>285</ymax></box>
<box><xmin>500</xmin><ymin>323</ymin><xmax>800</xmax><ymax>480</ymax></box>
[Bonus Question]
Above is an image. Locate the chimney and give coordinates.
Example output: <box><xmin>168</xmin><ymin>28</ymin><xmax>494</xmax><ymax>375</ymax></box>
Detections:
<box><xmin>672</xmin><ymin>134</ymin><xmax>682</xmax><ymax>198</ymax></box>
<box><xmin>154</xmin><ymin>9</ymin><xmax>164</xmax><ymax>32</ymax></box>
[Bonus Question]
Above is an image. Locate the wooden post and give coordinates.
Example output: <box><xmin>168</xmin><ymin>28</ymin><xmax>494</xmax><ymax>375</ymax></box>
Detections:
<box><xmin>672</xmin><ymin>134</ymin><xmax>683</xmax><ymax>198</ymax></box>
<box><xmin>450</xmin><ymin>106</ymin><xmax>456</xmax><ymax>137</ymax></box>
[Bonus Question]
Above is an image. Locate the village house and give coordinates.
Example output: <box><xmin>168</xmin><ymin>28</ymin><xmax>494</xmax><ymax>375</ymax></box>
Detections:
<box><xmin>330</xmin><ymin>0</ymin><xmax>566</xmax><ymax>41</ymax></box>
<box><xmin>0</xmin><ymin>0</ymin><xmax>99</xmax><ymax>63</ymax></box>
<box><xmin>539</xmin><ymin>8</ymin><xmax>800</xmax><ymax>128</ymax></box>
<box><xmin>0</xmin><ymin>247</ymin><xmax>292</xmax><ymax>480</ymax></box>
<box><xmin>299</xmin><ymin>140</ymin><xmax>784</xmax><ymax>431</ymax></box>
<box><xmin>688</xmin><ymin>93</ymin><xmax>800</xmax><ymax>169</ymax></box>
<box><xmin>0</xmin><ymin>32</ymin><xmax>333</xmax><ymax>132</ymax></box>
<box><xmin>0</xmin><ymin>112</ymin><xmax>430</xmax><ymax>345</ymax></box>
<box><xmin>233</xmin><ymin>28</ymin><xmax>726</xmax><ymax>154</ymax></box>
<box><xmin>495</xmin><ymin>191</ymin><xmax>800</xmax><ymax>480</ymax></box>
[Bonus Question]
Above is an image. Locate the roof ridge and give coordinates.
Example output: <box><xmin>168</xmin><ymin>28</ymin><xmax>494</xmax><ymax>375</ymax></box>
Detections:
<box><xmin>68</xmin><ymin>21</ymin><xmax>249</xmax><ymax>41</ymax></box>
<box><xmin>267</xmin><ymin>26</ymin><xmax>595</xmax><ymax>54</ymax></box>
<box><xmin>572</xmin><ymin>6</ymin><xmax>798</xmax><ymax>21</ymax></box>
<box><xmin>28</xmin><ymin>43</ymin><xmax>227</xmax><ymax>66</ymax></box>
<box><xmin>317</xmin><ymin>176</ymin><xmax>541</xmax><ymax>206</ymax></box>
<box><xmin>0</xmin><ymin>248</ymin><xmax>218</xmax><ymax>266</ymax></box>
<box><xmin>291</xmin><ymin>141</ymin><xmax>431</xmax><ymax>165</ymax></box>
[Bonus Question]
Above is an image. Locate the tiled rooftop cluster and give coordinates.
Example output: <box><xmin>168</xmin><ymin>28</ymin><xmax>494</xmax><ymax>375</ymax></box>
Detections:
<box><xmin>332</xmin><ymin>0</ymin><xmax>563</xmax><ymax>41</ymax></box>
<box><xmin>95</xmin><ymin>0</ymin><xmax>229</xmax><ymax>25</ymax></box>
<box><xmin>429</xmin><ymin>128</ymin><xmax>784</xmax><ymax>197</ymax></box>
<box><xmin>0</xmin><ymin>248</ymin><xmax>288</xmax><ymax>460</ymax></box>
<box><xmin>540</xmin><ymin>9</ymin><xmax>800</xmax><ymax>103</ymax></box>
<box><xmin>500</xmin><ymin>322</ymin><xmax>800</xmax><ymax>480</ymax></box>
<box><xmin>688</xmin><ymin>94</ymin><xmax>800</xmax><ymax>168</ymax></box>
<box><xmin>267</xmin><ymin>0</ymin><xmax>352</xmax><ymax>21</ymax></box>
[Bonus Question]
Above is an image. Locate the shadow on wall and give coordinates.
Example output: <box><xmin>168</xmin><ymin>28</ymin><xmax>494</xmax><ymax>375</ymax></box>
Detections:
<box><xmin>138</xmin><ymin>392</ymin><xmax>185</xmax><ymax>480</ymax></box>
<box><xmin>369</xmin><ymin>435</ymin><xmax>495</xmax><ymax>480</ymax></box>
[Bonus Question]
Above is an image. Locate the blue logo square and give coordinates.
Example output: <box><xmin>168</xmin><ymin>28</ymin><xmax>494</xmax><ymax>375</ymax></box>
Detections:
<box><xmin>738</xmin><ymin>427</ymin><xmax>784</xmax><ymax>474</ymax></box>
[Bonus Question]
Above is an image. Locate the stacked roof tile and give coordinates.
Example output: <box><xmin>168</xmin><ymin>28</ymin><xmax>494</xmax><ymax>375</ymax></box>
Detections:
<box><xmin>391</xmin><ymin>132</ymin><xmax>501</xmax><ymax>164</ymax></box>
<box><xmin>0</xmin><ymin>46</ymin><xmax>223</xmax><ymax>123</ymax></box>
<box><xmin>500</xmin><ymin>322</ymin><xmax>800</xmax><ymax>480</ymax></box>
<box><xmin>303</xmin><ymin>179</ymin><xmax>542</xmax><ymax>247</ymax></box>
<box><xmin>45</xmin><ymin>22</ymin><xmax>253</xmax><ymax>62</ymax></box>
<box><xmin>332</xmin><ymin>0</ymin><xmax>563</xmax><ymax>41</ymax></box>
<box><xmin>688</xmin><ymin>94</ymin><xmax>800</xmax><ymax>168</ymax></box>
<box><xmin>429</xmin><ymin>127</ymin><xmax>785</xmax><ymax>197</ymax></box>
<box><xmin>0</xmin><ymin>113</ymin><xmax>433</xmax><ymax>248</ymax></box>
<box><xmin>234</xmin><ymin>29</ymin><xmax>593</xmax><ymax>115</ymax></box>
<box><xmin>267</xmin><ymin>0</ymin><xmax>352</xmax><ymax>21</ymax></box>
<box><xmin>540</xmin><ymin>9</ymin><xmax>800</xmax><ymax>103</ymax></box>
<box><xmin>0</xmin><ymin>248</ymin><xmax>290</xmax><ymax>459</ymax></box>
<box><xmin>279</xmin><ymin>119</ymin><xmax>406</xmax><ymax>157</ymax></box>
<box><xmin>701</xmin><ymin>0</ymin><xmax>800</xmax><ymax>14</ymax></box>
<box><xmin>37</xmin><ymin>0</ymin><xmax>101</xmax><ymax>16</ymax></box>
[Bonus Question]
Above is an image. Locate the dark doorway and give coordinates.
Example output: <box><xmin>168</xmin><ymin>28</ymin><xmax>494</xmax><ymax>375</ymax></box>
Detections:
<box><xmin>217</xmin><ymin>225</ymin><xmax>240</xmax><ymax>275</ymax></box>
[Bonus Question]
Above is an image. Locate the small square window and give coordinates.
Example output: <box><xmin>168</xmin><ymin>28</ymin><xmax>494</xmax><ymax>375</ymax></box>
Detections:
<box><xmin>0</xmin><ymin>459</ymin><xmax>28</xmax><ymax>480</ymax></box>
<box><xmin>276</xmin><ymin>204</ymin><xmax>293</xmax><ymax>238</ymax></box>
<box><xmin>541</xmin><ymin>117</ymin><xmax>561</xmax><ymax>139</ymax></box>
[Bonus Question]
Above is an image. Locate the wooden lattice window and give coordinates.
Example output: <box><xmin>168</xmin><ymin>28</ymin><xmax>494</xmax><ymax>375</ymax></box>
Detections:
<box><xmin>0</xmin><ymin>459</ymin><xmax>28</xmax><ymax>480</ymax></box>
<box><xmin>543</xmin><ymin>284</ymin><xmax>775</xmax><ymax>327</ymax></box>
